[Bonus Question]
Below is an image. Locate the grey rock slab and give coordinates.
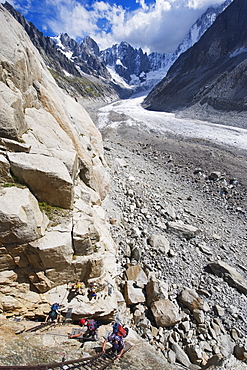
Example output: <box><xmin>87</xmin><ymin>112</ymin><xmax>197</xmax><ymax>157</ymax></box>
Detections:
<box><xmin>208</xmin><ymin>260</ymin><xmax>247</xmax><ymax>295</ymax></box>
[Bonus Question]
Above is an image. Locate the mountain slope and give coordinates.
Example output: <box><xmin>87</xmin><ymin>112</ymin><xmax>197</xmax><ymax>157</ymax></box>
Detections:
<box><xmin>142</xmin><ymin>0</ymin><xmax>247</xmax><ymax>124</ymax></box>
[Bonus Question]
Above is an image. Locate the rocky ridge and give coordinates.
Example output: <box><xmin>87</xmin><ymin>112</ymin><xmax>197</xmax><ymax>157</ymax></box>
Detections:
<box><xmin>2</xmin><ymin>1</ymin><xmax>124</xmax><ymax>105</ymax></box>
<box><xmin>4</xmin><ymin>0</ymin><xmax>235</xmax><ymax>103</ymax></box>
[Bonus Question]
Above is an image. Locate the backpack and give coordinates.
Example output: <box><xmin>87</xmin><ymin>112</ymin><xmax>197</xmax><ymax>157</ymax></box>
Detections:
<box><xmin>51</xmin><ymin>303</ymin><xmax>59</xmax><ymax>311</ymax></box>
<box><xmin>113</xmin><ymin>322</ymin><xmax>128</xmax><ymax>338</ymax></box>
<box><xmin>87</xmin><ymin>319</ymin><xmax>97</xmax><ymax>331</ymax></box>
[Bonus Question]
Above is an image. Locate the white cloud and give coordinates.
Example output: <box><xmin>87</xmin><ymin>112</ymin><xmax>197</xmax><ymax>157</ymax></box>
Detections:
<box><xmin>187</xmin><ymin>0</ymin><xmax>226</xmax><ymax>9</ymax></box>
<box><xmin>136</xmin><ymin>0</ymin><xmax>149</xmax><ymax>11</ymax></box>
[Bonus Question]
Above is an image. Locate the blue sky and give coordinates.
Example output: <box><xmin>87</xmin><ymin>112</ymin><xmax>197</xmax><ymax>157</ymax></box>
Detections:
<box><xmin>2</xmin><ymin>0</ymin><xmax>227</xmax><ymax>53</ymax></box>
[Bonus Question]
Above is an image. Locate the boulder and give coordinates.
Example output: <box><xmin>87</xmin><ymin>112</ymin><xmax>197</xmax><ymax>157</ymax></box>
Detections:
<box><xmin>151</xmin><ymin>299</ymin><xmax>181</xmax><ymax>327</ymax></box>
<box><xmin>72</xmin><ymin>213</ymin><xmax>100</xmax><ymax>256</ymax></box>
<box><xmin>217</xmin><ymin>334</ymin><xmax>235</xmax><ymax>358</ymax></box>
<box><xmin>0</xmin><ymin>270</ymin><xmax>17</xmax><ymax>285</ymax></box>
<box><xmin>208</xmin><ymin>260</ymin><xmax>247</xmax><ymax>295</ymax></box>
<box><xmin>0</xmin><ymin>247</ymin><xmax>16</xmax><ymax>270</ymax></box>
<box><xmin>234</xmin><ymin>345</ymin><xmax>247</xmax><ymax>361</ymax></box>
<box><xmin>125</xmin><ymin>265</ymin><xmax>148</xmax><ymax>288</ymax></box>
<box><xmin>24</xmin><ymin>108</ymin><xmax>79</xmax><ymax>181</ymax></box>
<box><xmin>52</xmin><ymin>148</ymin><xmax>78</xmax><ymax>181</ymax></box>
<box><xmin>214</xmin><ymin>304</ymin><xmax>225</xmax><ymax>317</ymax></box>
<box><xmin>162</xmin><ymin>204</ymin><xmax>176</xmax><ymax>220</ymax></box>
<box><xmin>0</xmin><ymin>137</ymin><xmax>30</xmax><ymax>153</ymax></box>
<box><xmin>178</xmin><ymin>288</ymin><xmax>208</xmax><ymax>312</ymax></box>
<box><xmin>124</xmin><ymin>280</ymin><xmax>146</xmax><ymax>305</ymax></box>
<box><xmin>5</xmin><ymin>244</ymin><xmax>29</xmax><ymax>269</ymax></box>
<box><xmin>28</xmin><ymin>271</ymin><xmax>52</xmax><ymax>293</ymax></box>
<box><xmin>0</xmin><ymin>187</ymin><xmax>49</xmax><ymax>245</ymax></box>
<box><xmin>0</xmin><ymin>295</ymin><xmax>23</xmax><ymax>312</ymax></box>
<box><xmin>208</xmin><ymin>171</ymin><xmax>222</xmax><ymax>181</ymax></box>
<box><xmin>133</xmin><ymin>304</ymin><xmax>146</xmax><ymax>324</ymax></box>
<box><xmin>167</xmin><ymin>221</ymin><xmax>199</xmax><ymax>239</ymax></box>
<box><xmin>8</xmin><ymin>152</ymin><xmax>73</xmax><ymax>209</ymax></box>
<box><xmin>171</xmin><ymin>343</ymin><xmax>193</xmax><ymax>368</ymax></box>
<box><xmin>85</xmin><ymin>257</ymin><xmax>104</xmax><ymax>282</ymax></box>
<box><xmin>193</xmin><ymin>309</ymin><xmax>205</xmax><ymax>324</ymax></box>
<box><xmin>146</xmin><ymin>276</ymin><xmax>168</xmax><ymax>307</ymax></box>
<box><xmin>147</xmin><ymin>234</ymin><xmax>170</xmax><ymax>254</ymax></box>
<box><xmin>28</xmin><ymin>230</ymin><xmax>73</xmax><ymax>272</ymax></box>
<box><xmin>197</xmin><ymin>242</ymin><xmax>212</xmax><ymax>255</ymax></box>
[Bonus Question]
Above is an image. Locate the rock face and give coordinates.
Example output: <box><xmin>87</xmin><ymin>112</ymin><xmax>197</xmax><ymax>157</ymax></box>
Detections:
<box><xmin>8</xmin><ymin>153</ymin><xmax>74</xmax><ymax>208</ymax></box>
<box><xmin>0</xmin><ymin>4</ymin><xmax>119</xmax><ymax>320</ymax></box>
<box><xmin>0</xmin><ymin>187</ymin><xmax>49</xmax><ymax>245</ymax></box>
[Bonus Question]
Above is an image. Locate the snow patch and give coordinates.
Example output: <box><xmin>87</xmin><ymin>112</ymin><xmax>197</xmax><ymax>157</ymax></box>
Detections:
<box><xmin>63</xmin><ymin>69</ymin><xmax>72</xmax><ymax>77</ymax></box>
<box><xmin>107</xmin><ymin>66</ymin><xmax>131</xmax><ymax>89</ymax></box>
<box><xmin>230</xmin><ymin>48</ymin><xmax>247</xmax><ymax>58</ymax></box>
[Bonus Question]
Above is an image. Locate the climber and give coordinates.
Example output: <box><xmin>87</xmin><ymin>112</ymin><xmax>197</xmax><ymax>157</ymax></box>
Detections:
<box><xmin>70</xmin><ymin>318</ymin><xmax>100</xmax><ymax>341</ymax></box>
<box><xmin>45</xmin><ymin>302</ymin><xmax>60</xmax><ymax>323</ymax></box>
<box><xmin>70</xmin><ymin>280</ymin><xmax>85</xmax><ymax>295</ymax></box>
<box><xmin>85</xmin><ymin>319</ymin><xmax>100</xmax><ymax>340</ymax></box>
<box><xmin>69</xmin><ymin>319</ymin><xmax>87</xmax><ymax>339</ymax></box>
<box><xmin>101</xmin><ymin>330</ymin><xmax>125</xmax><ymax>359</ymax></box>
<box><xmin>90</xmin><ymin>284</ymin><xmax>97</xmax><ymax>299</ymax></box>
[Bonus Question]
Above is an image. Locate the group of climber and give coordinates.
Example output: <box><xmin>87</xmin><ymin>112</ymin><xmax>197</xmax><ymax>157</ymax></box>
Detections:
<box><xmin>69</xmin><ymin>280</ymin><xmax>97</xmax><ymax>299</ymax></box>
<box><xmin>45</xmin><ymin>301</ymin><xmax>128</xmax><ymax>359</ymax></box>
<box><xmin>45</xmin><ymin>278</ymin><xmax>128</xmax><ymax>359</ymax></box>
<box><xmin>70</xmin><ymin>319</ymin><xmax>128</xmax><ymax>358</ymax></box>
<box><xmin>69</xmin><ymin>319</ymin><xmax>128</xmax><ymax>353</ymax></box>
<box><xmin>44</xmin><ymin>281</ymin><xmax>97</xmax><ymax>324</ymax></box>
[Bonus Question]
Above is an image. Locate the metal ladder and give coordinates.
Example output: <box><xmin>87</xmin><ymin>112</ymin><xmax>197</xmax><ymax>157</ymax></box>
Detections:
<box><xmin>0</xmin><ymin>343</ymin><xmax>132</xmax><ymax>370</ymax></box>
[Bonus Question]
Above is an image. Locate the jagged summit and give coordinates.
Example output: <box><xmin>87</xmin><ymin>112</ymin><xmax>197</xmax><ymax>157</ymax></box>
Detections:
<box><xmin>52</xmin><ymin>33</ymin><xmax>110</xmax><ymax>79</ymax></box>
<box><xmin>100</xmin><ymin>42</ymin><xmax>150</xmax><ymax>84</ymax></box>
<box><xmin>100</xmin><ymin>0</ymin><xmax>233</xmax><ymax>88</ymax></box>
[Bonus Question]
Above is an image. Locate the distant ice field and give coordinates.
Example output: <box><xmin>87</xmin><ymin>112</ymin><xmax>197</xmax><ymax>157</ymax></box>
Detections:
<box><xmin>97</xmin><ymin>96</ymin><xmax>247</xmax><ymax>152</ymax></box>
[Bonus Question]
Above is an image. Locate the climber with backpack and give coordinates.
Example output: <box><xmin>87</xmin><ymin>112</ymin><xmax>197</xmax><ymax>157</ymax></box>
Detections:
<box><xmin>86</xmin><ymin>319</ymin><xmax>100</xmax><ymax>340</ymax></box>
<box><xmin>102</xmin><ymin>322</ymin><xmax>128</xmax><ymax>358</ymax></box>
<box><xmin>69</xmin><ymin>318</ymin><xmax>100</xmax><ymax>340</ymax></box>
<box><xmin>45</xmin><ymin>302</ymin><xmax>60</xmax><ymax>323</ymax></box>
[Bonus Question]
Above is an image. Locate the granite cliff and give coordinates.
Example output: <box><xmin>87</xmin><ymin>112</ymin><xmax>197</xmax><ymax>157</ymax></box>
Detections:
<box><xmin>0</xmin><ymin>3</ymin><xmax>121</xmax><ymax>322</ymax></box>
